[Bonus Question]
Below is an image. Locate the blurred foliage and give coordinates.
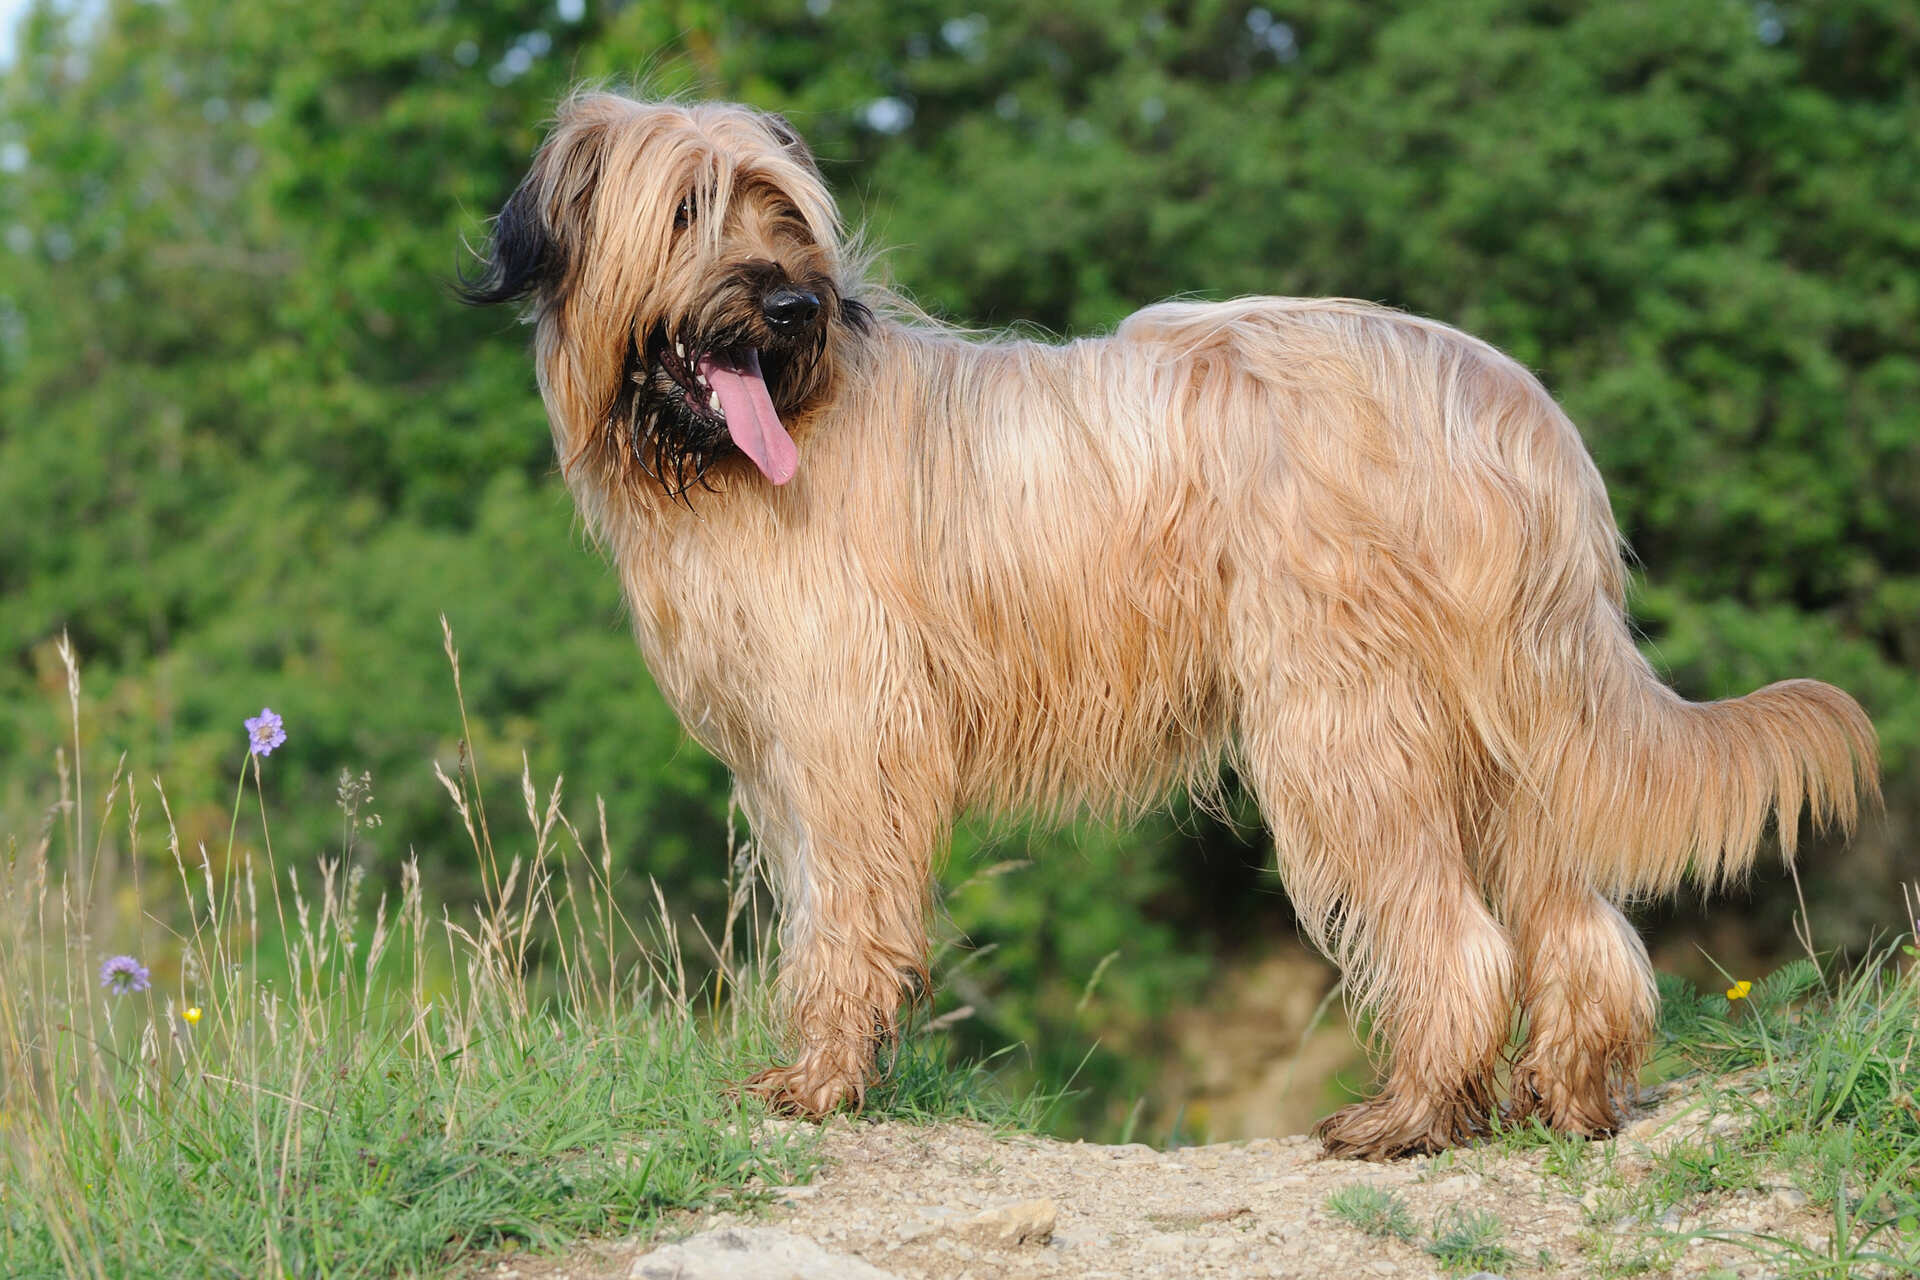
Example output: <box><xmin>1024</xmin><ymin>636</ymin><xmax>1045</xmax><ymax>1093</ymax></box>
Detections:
<box><xmin>1</xmin><ymin>0</ymin><xmax>1914</xmax><ymax>1137</ymax></box>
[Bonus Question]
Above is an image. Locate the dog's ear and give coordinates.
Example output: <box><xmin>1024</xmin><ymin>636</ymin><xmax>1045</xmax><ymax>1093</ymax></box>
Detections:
<box><xmin>459</xmin><ymin>110</ymin><xmax>612</xmax><ymax>308</ymax></box>
<box><xmin>761</xmin><ymin>111</ymin><xmax>817</xmax><ymax>170</ymax></box>
<box><xmin>458</xmin><ymin>173</ymin><xmax>565</xmax><ymax>307</ymax></box>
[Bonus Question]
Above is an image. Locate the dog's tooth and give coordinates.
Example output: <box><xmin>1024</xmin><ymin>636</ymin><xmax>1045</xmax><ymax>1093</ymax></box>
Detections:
<box><xmin>708</xmin><ymin>390</ymin><xmax>721</xmax><ymax>411</ymax></box>
<box><xmin>674</xmin><ymin>341</ymin><xmax>685</xmax><ymax>359</ymax></box>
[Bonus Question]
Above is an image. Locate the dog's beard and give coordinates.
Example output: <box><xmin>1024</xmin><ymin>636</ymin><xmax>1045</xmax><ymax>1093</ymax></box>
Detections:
<box><xmin>610</xmin><ymin>271</ymin><xmax>842</xmax><ymax>498</ymax></box>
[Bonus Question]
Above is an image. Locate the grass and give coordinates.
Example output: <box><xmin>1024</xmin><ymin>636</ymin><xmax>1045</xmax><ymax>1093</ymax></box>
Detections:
<box><xmin>1423</xmin><ymin>1205</ymin><xmax>1515</xmax><ymax>1274</ymax></box>
<box><xmin>1323</xmin><ymin>1182</ymin><xmax>1416</xmax><ymax>1240</ymax></box>
<box><xmin>1324</xmin><ymin>1184</ymin><xmax>1511</xmax><ymax>1274</ymax></box>
<box><xmin>1658</xmin><ymin>940</ymin><xmax>1920</xmax><ymax>1280</ymax></box>
<box><xmin>0</xmin><ymin>627</ymin><xmax>1021</xmax><ymax>1278</ymax></box>
<box><xmin>1643</xmin><ymin>932</ymin><xmax>1920</xmax><ymax>1278</ymax></box>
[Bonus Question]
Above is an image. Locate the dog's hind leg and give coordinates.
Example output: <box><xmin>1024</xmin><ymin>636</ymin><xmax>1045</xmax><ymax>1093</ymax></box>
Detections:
<box><xmin>734</xmin><ymin>739</ymin><xmax>950</xmax><ymax>1119</ymax></box>
<box><xmin>1237</xmin><ymin>674</ymin><xmax>1515</xmax><ymax>1158</ymax></box>
<box><xmin>1495</xmin><ymin>858</ymin><xmax>1656</xmax><ymax>1136</ymax></box>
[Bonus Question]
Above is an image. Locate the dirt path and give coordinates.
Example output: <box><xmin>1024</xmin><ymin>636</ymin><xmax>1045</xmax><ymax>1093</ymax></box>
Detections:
<box><xmin>487</xmin><ymin>1082</ymin><xmax>1829</xmax><ymax>1279</ymax></box>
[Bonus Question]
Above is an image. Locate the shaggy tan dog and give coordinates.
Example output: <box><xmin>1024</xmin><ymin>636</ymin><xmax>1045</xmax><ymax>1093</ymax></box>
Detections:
<box><xmin>464</xmin><ymin>91</ymin><xmax>1878</xmax><ymax>1158</ymax></box>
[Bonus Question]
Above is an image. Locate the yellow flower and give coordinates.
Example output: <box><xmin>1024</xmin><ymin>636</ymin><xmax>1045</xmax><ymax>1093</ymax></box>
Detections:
<box><xmin>184</xmin><ymin>1006</ymin><xmax>203</xmax><ymax>1026</ymax></box>
<box><xmin>1726</xmin><ymin>980</ymin><xmax>1752</xmax><ymax>1001</ymax></box>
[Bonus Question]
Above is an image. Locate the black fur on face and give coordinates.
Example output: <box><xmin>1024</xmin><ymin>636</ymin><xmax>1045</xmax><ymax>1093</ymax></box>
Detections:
<box><xmin>608</xmin><ymin>261</ymin><xmax>870</xmax><ymax>498</ymax></box>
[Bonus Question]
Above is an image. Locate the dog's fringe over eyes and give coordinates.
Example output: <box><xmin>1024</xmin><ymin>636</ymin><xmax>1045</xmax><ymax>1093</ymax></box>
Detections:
<box><xmin>464</xmin><ymin>91</ymin><xmax>1878</xmax><ymax>1159</ymax></box>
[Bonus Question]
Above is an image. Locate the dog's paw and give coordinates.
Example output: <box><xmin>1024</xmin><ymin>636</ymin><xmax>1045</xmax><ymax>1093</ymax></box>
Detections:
<box><xmin>1505</xmin><ymin>1063</ymin><xmax>1630</xmax><ymax>1138</ymax></box>
<box><xmin>1315</xmin><ymin>1090</ymin><xmax>1489</xmax><ymax>1160</ymax></box>
<box><xmin>740</xmin><ymin>1059</ymin><xmax>865</xmax><ymax>1119</ymax></box>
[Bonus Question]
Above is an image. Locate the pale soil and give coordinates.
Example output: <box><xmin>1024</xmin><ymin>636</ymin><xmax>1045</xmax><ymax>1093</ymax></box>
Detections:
<box><xmin>483</xmin><ymin>1081</ymin><xmax>1842</xmax><ymax>1280</ymax></box>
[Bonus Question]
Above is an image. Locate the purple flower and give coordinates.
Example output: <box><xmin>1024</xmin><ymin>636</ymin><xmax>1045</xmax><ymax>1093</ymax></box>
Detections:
<box><xmin>245</xmin><ymin>707</ymin><xmax>287</xmax><ymax>757</ymax></box>
<box><xmin>99</xmin><ymin>955</ymin><xmax>150</xmax><ymax>995</ymax></box>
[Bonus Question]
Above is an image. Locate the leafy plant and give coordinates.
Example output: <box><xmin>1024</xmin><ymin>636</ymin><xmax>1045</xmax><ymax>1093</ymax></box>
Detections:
<box><xmin>1424</xmin><ymin>1205</ymin><xmax>1515</xmax><ymax>1274</ymax></box>
<box><xmin>1325</xmin><ymin>1182</ymin><xmax>1416</xmax><ymax>1240</ymax></box>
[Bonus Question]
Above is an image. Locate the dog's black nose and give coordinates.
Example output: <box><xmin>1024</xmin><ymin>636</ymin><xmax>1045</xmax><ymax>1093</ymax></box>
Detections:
<box><xmin>762</xmin><ymin>288</ymin><xmax>821</xmax><ymax>334</ymax></box>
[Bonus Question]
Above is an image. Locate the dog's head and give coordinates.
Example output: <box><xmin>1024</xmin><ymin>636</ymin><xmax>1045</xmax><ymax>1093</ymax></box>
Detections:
<box><xmin>463</xmin><ymin>93</ymin><xmax>867</xmax><ymax>497</ymax></box>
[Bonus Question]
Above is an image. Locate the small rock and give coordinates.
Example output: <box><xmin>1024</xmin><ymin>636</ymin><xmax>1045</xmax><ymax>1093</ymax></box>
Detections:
<box><xmin>1252</xmin><ymin>1175</ymin><xmax>1309</xmax><ymax>1192</ymax></box>
<box><xmin>1621</xmin><ymin>1114</ymin><xmax>1667</xmax><ymax>1141</ymax></box>
<box><xmin>770</xmin><ymin>1184</ymin><xmax>819</xmax><ymax>1202</ymax></box>
<box><xmin>1433</xmin><ymin>1173</ymin><xmax>1482</xmax><ymax>1194</ymax></box>
<box><xmin>1771</xmin><ymin>1187</ymin><xmax>1810</xmax><ymax>1211</ymax></box>
<box><xmin>953</xmin><ymin>1198</ymin><xmax>1056</xmax><ymax>1246</ymax></box>
<box><xmin>625</xmin><ymin>1228</ymin><xmax>902</xmax><ymax>1280</ymax></box>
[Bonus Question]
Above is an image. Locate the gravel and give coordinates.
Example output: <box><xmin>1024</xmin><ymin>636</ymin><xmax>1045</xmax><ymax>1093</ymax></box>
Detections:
<box><xmin>479</xmin><ymin>1085</ymin><xmax>1826</xmax><ymax>1280</ymax></box>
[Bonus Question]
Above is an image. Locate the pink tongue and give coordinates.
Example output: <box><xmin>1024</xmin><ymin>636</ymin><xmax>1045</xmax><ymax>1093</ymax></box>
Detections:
<box><xmin>697</xmin><ymin>349</ymin><xmax>797</xmax><ymax>485</ymax></box>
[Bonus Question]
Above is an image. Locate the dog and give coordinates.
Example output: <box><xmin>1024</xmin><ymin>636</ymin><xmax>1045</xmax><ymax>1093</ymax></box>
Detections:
<box><xmin>462</xmin><ymin>90</ymin><xmax>1878</xmax><ymax>1158</ymax></box>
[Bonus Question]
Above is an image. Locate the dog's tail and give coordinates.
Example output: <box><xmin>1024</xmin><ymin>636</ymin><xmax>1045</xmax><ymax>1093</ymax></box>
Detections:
<box><xmin>1525</xmin><ymin>625</ymin><xmax>1878</xmax><ymax>899</ymax></box>
<box><xmin>1419</xmin><ymin>327</ymin><xmax>1884</xmax><ymax>899</ymax></box>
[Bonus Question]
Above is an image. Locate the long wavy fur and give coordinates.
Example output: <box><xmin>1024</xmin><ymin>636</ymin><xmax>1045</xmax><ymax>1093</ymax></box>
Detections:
<box><xmin>467</xmin><ymin>91</ymin><xmax>1879</xmax><ymax>1158</ymax></box>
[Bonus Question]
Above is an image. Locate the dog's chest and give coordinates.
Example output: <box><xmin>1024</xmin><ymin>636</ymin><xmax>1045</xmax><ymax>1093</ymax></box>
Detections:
<box><xmin>615</xmin><ymin>518</ymin><xmax>864</xmax><ymax>760</ymax></box>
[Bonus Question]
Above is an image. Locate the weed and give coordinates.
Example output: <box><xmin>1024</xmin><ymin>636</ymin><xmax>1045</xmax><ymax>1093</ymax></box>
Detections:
<box><xmin>1616</xmin><ymin>892</ymin><xmax>1920</xmax><ymax>1277</ymax></box>
<box><xmin>1424</xmin><ymin>1204</ymin><xmax>1515</xmax><ymax>1274</ymax></box>
<box><xmin>1577</xmin><ymin>1226</ymin><xmax>1685</xmax><ymax>1278</ymax></box>
<box><xmin>1324</xmin><ymin>1182</ymin><xmax>1416</xmax><ymax>1240</ymax></box>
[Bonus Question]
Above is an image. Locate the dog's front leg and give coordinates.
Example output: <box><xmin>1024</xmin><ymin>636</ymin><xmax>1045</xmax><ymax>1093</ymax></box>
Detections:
<box><xmin>737</xmin><ymin>750</ymin><xmax>947</xmax><ymax>1118</ymax></box>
